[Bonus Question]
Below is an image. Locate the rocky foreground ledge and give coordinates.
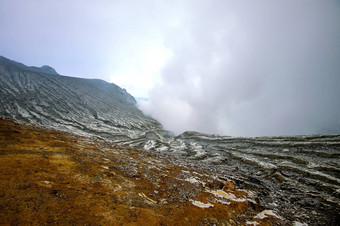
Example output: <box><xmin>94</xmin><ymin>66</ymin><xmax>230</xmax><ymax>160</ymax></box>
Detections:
<box><xmin>0</xmin><ymin>117</ymin><xmax>299</xmax><ymax>225</ymax></box>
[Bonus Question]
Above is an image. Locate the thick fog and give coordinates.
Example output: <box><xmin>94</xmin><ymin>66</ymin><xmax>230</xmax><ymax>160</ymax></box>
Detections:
<box><xmin>1</xmin><ymin>0</ymin><xmax>339</xmax><ymax>137</ymax></box>
<box><xmin>139</xmin><ymin>1</ymin><xmax>340</xmax><ymax>136</ymax></box>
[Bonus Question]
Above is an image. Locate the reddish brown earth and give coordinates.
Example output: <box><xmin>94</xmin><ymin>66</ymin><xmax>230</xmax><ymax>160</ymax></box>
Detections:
<box><xmin>0</xmin><ymin>117</ymin><xmax>285</xmax><ymax>225</ymax></box>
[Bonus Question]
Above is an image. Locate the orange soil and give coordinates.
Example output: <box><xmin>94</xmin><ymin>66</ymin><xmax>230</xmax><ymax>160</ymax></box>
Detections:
<box><xmin>0</xmin><ymin>117</ymin><xmax>282</xmax><ymax>225</ymax></box>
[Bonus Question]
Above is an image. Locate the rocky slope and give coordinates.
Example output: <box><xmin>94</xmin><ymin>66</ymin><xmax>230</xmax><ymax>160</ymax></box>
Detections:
<box><xmin>0</xmin><ymin>117</ymin><xmax>284</xmax><ymax>225</ymax></box>
<box><xmin>141</xmin><ymin>132</ymin><xmax>340</xmax><ymax>225</ymax></box>
<box><xmin>1</xmin><ymin>56</ymin><xmax>339</xmax><ymax>225</ymax></box>
<box><xmin>0</xmin><ymin>56</ymin><xmax>163</xmax><ymax>141</ymax></box>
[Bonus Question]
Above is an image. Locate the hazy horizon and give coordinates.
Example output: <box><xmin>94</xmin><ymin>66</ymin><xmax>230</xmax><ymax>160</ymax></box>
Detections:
<box><xmin>1</xmin><ymin>0</ymin><xmax>340</xmax><ymax>137</ymax></box>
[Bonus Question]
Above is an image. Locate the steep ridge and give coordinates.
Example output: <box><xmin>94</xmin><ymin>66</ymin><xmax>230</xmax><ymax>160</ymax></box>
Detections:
<box><xmin>0</xmin><ymin>56</ymin><xmax>162</xmax><ymax>141</ymax></box>
<box><xmin>1</xmin><ymin>56</ymin><xmax>339</xmax><ymax>224</ymax></box>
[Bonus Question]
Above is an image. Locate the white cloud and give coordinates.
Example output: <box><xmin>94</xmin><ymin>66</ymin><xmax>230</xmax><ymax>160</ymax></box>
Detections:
<box><xmin>109</xmin><ymin>44</ymin><xmax>173</xmax><ymax>98</ymax></box>
<box><xmin>139</xmin><ymin>0</ymin><xmax>340</xmax><ymax>136</ymax></box>
<box><xmin>1</xmin><ymin>0</ymin><xmax>339</xmax><ymax>136</ymax></box>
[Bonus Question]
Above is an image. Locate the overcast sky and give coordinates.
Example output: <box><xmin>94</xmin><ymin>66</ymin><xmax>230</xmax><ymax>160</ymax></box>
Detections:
<box><xmin>1</xmin><ymin>0</ymin><xmax>339</xmax><ymax>136</ymax></box>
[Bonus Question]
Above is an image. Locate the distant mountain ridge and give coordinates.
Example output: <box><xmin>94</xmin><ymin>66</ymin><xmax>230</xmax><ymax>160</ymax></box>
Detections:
<box><xmin>0</xmin><ymin>56</ymin><xmax>59</xmax><ymax>75</ymax></box>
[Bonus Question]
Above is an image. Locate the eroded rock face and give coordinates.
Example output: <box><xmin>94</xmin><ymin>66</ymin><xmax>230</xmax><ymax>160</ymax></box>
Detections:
<box><xmin>0</xmin><ymin>56</ymin><xmax>162</xmax><ymax>141</ymax></box>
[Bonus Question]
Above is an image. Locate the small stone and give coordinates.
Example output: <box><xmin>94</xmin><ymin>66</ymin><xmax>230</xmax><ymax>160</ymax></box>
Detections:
<box><xmin>223</xmin><ymin>180</ymin><xmax>235</xmax><ymax>191</ymax></box>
